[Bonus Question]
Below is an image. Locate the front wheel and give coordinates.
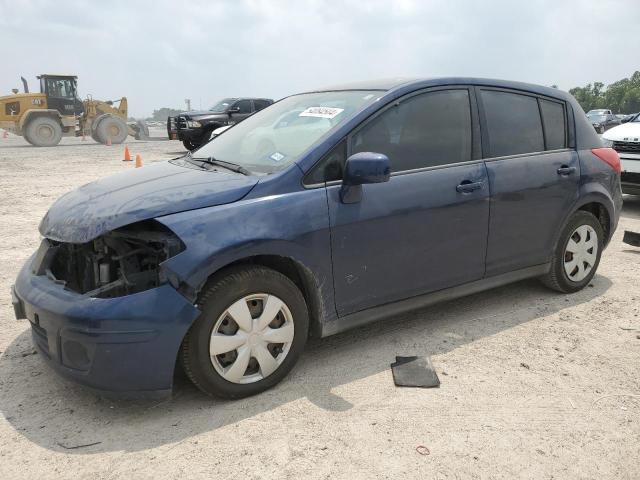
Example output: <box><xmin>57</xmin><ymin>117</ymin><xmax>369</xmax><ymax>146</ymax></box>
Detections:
<box><xmin>24</xmin><ymin>116</ymin><xmax>62</xmax><ymax>147</ymax></box>
<box><xmin>182</xmin><ymin>139</ymin><xmax>201</xmax><ymax>151</ymax></box>
<box><xmin>540</xmin><ymin>211</ymin><xmax>604</xmax><ymax>293</ymax></box>
<box><xmin>181</xmin><ymin>266</ymin><xmax>309</xmax><ymax>399</ymax></box>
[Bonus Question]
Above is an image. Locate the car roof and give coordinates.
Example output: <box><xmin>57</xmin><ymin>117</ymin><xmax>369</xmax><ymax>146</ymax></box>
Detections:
<box><xmin>304</xmin><ymin>77</ymin><xmax>571</xmax><ymax>101</ymax></box>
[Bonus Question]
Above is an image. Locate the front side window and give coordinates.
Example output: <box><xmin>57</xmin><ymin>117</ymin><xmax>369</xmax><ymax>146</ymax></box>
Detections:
<box><xmin>233</xmin><ymin>100</ymin><xmax>253</xmax><ymax>114</ymax></box>
<box><xmin>481</xmin><ymin>90</ymin><xmax>544</xmax><ymax>157</ymax></box>
<box><xmin>254</xmin><ymin>100</ymin><xmax>271</xmax><ymax>111</ymax></box>
<box><xmin>46</xmin><ymin>79</ymin><xmax>75</xmax><ymax>99</ymax></box>
<box><xmin>351</xmin><ymin>89</ymin><xmax>472</xmax><ymax>172</ymax></box>
<box><xmin>193</xmin><ymin>90</ymin><xmax>381</xmax><ymax>174</ymax></box>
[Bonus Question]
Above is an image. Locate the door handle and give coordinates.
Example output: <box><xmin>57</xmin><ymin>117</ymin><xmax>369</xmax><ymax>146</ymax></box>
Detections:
<box><xmin>456</xmin><ymin>181</ymin><xmax>483</xmax><ymax>193</ymax></box>
<box><xmin>557</xmin><ymin>166</ymin><xmax>576</xmax><ymax>176</ymax></box>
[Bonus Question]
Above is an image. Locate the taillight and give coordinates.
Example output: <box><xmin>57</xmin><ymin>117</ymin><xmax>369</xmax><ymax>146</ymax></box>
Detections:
<box><xmin>591</xmin><ymin>147</ymin><xmax>621</xmax><ymax>173</ymax></box>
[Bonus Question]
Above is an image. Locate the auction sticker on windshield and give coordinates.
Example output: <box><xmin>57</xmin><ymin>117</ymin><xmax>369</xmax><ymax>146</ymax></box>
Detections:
<box><xmin>299</xmin><ymin>107</ymin><xmax>344</xmax><ymax>119</ymax></box>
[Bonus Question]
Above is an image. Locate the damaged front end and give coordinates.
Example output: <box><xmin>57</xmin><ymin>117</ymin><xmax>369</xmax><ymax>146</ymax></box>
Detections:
<box><xmin>33</xmin><ymin>220</ymin><xmax>184</xmax><ymax>298</ymax></box>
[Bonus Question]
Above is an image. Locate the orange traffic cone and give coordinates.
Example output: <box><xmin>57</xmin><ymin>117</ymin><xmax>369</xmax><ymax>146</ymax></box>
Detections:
<box><xmin>123</xmin><ymin>145</ymin><xmax>132</xmax><ymax>161</ymax></box>
<box><xmin>106</xmin><ymin>136</ymin><xmax>112</xmax><ymax>146</ymax></box>
<box><xmin>135</xmin><ymin>154</ymin><xmax>142</xmax><ymax>168</ymax></box>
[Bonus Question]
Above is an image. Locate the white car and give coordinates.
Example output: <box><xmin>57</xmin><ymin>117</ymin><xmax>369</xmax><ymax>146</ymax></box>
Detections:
<box><xmin>209</xmin><ymin>125</ymin><xmax>231</xmax><ymax>141</ymax></box>
<box><xmin>603</xmin><ymin>113</ymin><xmax>640</xmax><ymax>195</ymax></box>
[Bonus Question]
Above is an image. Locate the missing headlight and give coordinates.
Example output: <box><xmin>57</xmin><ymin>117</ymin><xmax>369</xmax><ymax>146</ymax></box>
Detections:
<box><xmin>45</xmin><ymin>220</ymin><xmax>184</xmax><ymax>298</ymax></box>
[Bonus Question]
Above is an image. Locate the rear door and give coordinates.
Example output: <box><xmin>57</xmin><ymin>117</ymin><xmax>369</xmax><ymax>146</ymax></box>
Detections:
<box><xmin>478</xmin><ymin>88</ymin><xmax>579</xmax><ymax>276</ymax></box>
<box><xmin>323</xmin><ymin>87</ymin><xmax>490</xmax><ymax>316</ymax></box>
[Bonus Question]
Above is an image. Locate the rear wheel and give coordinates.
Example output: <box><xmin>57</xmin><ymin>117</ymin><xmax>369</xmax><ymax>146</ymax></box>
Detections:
<box><xmin>24</xmin><ymin>116</ymin><xmax>62</xmax><ymax>147</ymax></box>
<box><xmin>181</xmin><ymin>266</ymin><xmax>309</xmax><ymax>399</ymax></box>
<box><xmin>95</xmin><ymin>116</ymin><xmax>128</xmax><ymax>144</ymax></box>
<box><xmin>541</xmin><ymin>211</ymin><xmax>603</xmax><ymax>293</ymax></box>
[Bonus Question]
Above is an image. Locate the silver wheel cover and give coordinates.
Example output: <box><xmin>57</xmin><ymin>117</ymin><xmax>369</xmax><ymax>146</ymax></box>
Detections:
<box><xmin>563</xmin><ymin>225</ymin><xmax>598</xmax><ymax>282</ymax></box>
<box><xmin>209</xmin><ymin>293</ymin><xmax>294</xmax><ymax>384</ymax></box>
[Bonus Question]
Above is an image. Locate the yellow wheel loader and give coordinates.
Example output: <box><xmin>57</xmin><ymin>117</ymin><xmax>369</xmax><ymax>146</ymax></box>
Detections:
<box><xmin>0</xmin><ymin>75</ymin><xmax>148</xmax><ymax>146</ymax></box>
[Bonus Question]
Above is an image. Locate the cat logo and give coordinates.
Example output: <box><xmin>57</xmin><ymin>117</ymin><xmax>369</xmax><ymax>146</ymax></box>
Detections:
<box><xmin>31</xmin><ymin>98</ymin><xmax>43</xmax><ymax>105</ymax></box>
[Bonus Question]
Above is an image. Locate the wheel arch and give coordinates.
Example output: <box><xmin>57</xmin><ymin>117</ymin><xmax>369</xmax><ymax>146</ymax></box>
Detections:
<box><xmin>565</xmin><ymin>186</ymin><xmax>616</xmax><ymax>247</ymax></box>
<box><xmin>19</xmin><ymin>109</ymin><xmax>63</xmax><ymax>132</ymax></box>
<box><xmin>194</xmin><ymin>253</ymin><xmax>326</xmax><ymax>340</ymax></box>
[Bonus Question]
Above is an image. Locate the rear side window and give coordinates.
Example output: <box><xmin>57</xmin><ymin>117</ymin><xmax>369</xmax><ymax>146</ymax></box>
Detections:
<box><xmin>539</xmin><ymin>99</ymin><xmax>566</xmax><ymax>150</ymax></box>
<box><xmin>481</xmin><ymin>90</ymin><xmax>544</xmax><ymax>157</ymax></box>
<box><xmin>254</xmin><ymin>99</ymin><xmax>271</xmax><ymax>111</ymax></box>
<box><xmin>351</xmin><ymin>89</ymin><xmax>472</xmax><ymax>172</ymax></box>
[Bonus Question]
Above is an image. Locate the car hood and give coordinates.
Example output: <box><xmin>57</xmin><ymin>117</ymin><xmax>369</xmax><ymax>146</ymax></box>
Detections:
<box><xmin>603</xmin><ymin>122</ymin><xmax>640</xmax><ymax>141</ymax></box>
<box><xmin>39</xmin><ymin>160</ymin><xmax>258</xmax><ymax>243</ymax></box>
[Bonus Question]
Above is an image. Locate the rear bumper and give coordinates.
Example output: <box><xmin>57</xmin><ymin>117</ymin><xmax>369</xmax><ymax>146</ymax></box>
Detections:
<box><xmin>12</xmin><ymin>257</ymin><xmax>200</xmax><ymax>398</ymax></box>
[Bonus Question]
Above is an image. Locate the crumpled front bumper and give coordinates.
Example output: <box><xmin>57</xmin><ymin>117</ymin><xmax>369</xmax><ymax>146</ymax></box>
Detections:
<box><xmin>12</xmin><ymin>256</ymin><xmax>200</xmax><ymax>398</ymax></box>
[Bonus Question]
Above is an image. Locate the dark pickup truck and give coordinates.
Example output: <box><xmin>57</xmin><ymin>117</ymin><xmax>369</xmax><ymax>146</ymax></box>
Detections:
<box><xmin>167</xmin><ymin>97</ymin><xmax>273</xmax><ymax>150</ymax></box>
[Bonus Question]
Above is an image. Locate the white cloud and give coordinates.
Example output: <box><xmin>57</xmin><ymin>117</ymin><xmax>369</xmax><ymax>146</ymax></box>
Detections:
<box><xmin>0</xmin><ymin>0</ymin><xmax>638</xmax><ymax>116</ymax></box>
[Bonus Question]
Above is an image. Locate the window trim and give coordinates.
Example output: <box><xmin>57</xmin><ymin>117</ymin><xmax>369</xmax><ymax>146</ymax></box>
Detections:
<box><xmin>538</xmin><ymin>97</ymin><xmax>568</xmax><ymax>150</ymax></box>
<box><xmin>475</xmin><ymin>86</ymin><xmax>572</xmax><ymax>159</ymax></box>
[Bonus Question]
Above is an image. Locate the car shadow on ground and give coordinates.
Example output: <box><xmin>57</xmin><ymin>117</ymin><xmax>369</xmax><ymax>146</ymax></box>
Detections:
<box><xmin>622</xmin><ymin>194</ymin><xmax>640</xmax><ymax>220</ymax></box>
<box><xmin>0</xmin><ymin>274</ymin><xmax>612</xmax><ymax>454</ymax></box>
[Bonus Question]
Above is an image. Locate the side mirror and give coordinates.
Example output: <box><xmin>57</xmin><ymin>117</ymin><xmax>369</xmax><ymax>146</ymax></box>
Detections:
<box><xmin>340</xmin><ymin>152</ymin><xmax>391</xmax><ymax>203</ymax></box>
<box><xmin>227</xmin><ymin>106</ymin><xmax>240</xmax><ymax>114</ymax></box>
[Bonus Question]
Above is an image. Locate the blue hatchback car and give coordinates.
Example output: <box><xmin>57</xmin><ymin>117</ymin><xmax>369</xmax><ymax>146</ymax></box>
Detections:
<box><xmin>13</xmin><ymin>78</ymin><xmax>622</xmax><ymax>399</ymax></box>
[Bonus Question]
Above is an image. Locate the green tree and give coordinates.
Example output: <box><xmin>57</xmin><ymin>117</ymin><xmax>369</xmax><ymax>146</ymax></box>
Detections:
<box><xmin>569</xmin><ymin>71</ymin><xmax>640</xmax><ymax>114</ymax></box>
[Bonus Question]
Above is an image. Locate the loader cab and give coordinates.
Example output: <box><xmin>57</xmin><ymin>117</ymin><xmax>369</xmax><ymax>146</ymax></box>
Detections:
<box><xmin>38</xmin><ymin>75</ymin><xmax>85</xmax><ymax>117</ymax></box>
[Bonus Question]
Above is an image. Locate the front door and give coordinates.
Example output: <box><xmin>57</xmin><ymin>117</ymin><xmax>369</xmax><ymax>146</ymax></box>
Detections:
<box><xmin>228</xmin><ymin>99</ymin><xmax>253</xmax><ymax>125</ymax></box>
<box><xmin>477</xmin><ymin>88</ymin><xmax>580</xmax><ymax>276</ymax></box>
<box><xmin>327</xmin><ymin>88</ymin><xmax>490</xmax><ymax>316</ymax></box>
<box><xmin>42</xmin><ymin>77</ymin><xmax>83</xmax><ymax>116</ymax></box>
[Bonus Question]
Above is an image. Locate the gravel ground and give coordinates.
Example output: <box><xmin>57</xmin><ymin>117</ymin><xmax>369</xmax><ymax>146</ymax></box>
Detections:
<box><xmin>0</xmin><ymin>130</ymin><xmax>638</xmax><ymax>479</ymax></box>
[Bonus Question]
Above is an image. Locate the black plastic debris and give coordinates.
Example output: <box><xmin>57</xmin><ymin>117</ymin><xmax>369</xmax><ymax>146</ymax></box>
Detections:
<box><xmin>623</xmin><ymin>230</ymin><xmax>640</xmax><ymax>247</ymax></box>
<box><xmin>391</xmin><ymin>356</ymin><xmax>440</xmax><ymax>388</ymax></box>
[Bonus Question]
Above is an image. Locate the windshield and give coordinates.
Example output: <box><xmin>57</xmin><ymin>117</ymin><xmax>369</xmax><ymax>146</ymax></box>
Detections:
<box><xmin>194</xmin><ymin>90</ymin><xmax>382</xmax><ymax>174</ymax></box>
<box><xmin>631</xmin><ymin>113</ymin><xmax>640</xmax><ymax>122</ymax></box>
<box><xmin>587</xmin><ymin>109</ymin><xmax>607</xmax><ymax>115</ymax></box>
<box><xmin>588</xmin><ymin>114</ymin><xmax>606</xmax><ymax>121</ymax></box>
<box><xmin>209</xmin><ymin>98</ymin><xmax>237</xmax><ymax>113</ymax></box>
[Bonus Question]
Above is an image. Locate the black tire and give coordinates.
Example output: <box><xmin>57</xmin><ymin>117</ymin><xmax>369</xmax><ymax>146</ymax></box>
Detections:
<box><xmin>540</xmin><ymin>211</ymin><xmax>604</xmax><ymax>293</ymax></box>
<box><xmin>95</xmin><ymin>116</ymin><xmax>128</xmax><ymax>144</ymax></box>
<box><xmin>181</xmin><ymin>266</ymin><xmax>309</xmax><ymax>399</ymax></box>
<box><xmin>24</xmin><ymin>116</ymin><xmax>62</xmax><ymax>147</ymax></box>
<box><xmin>135</xmin><ymin>120</ymin><xmax>149</xmax><ymax>140</ymax></box>
<box><xmin>182</xmin><ymin>138</ymin><xmax>203</xmax><ymax>151</ymax></box>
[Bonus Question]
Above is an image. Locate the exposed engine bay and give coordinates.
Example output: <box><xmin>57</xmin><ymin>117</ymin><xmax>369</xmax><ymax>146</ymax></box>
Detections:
<box><xmin>35</xmin><ymin>221</ymin><xmax>184</xmax><ymax>298</ymax></box>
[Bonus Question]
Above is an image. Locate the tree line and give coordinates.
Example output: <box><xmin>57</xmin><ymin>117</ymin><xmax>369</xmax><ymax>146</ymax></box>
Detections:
<box><xmin>569</xmin><ymin>71</ymin><xmax>640</xmax><ymax>114</ymax></box>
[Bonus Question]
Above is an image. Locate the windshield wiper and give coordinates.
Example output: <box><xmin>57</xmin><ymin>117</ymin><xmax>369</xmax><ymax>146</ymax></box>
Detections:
<box><xmin>192</xmin><ymin>156</ymin><xmax>251</xmax><ymax>176</ymax></box>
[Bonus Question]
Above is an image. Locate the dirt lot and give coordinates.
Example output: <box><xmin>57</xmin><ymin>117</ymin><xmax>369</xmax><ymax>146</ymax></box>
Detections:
<box><xmin>0</xmin><ymin>131</ymin><xmax>638</xmax><ymax>479</ymax></box>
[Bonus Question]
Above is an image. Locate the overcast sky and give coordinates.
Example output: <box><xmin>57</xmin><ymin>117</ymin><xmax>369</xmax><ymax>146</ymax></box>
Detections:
<box><xmin>1</xmin><ymin>0</ymin><xmax>638</xmax><ymax>117</ymax></box>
